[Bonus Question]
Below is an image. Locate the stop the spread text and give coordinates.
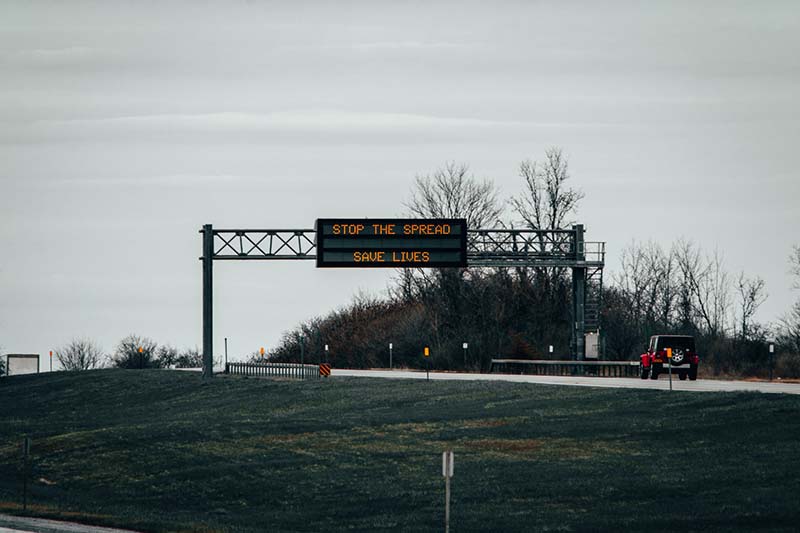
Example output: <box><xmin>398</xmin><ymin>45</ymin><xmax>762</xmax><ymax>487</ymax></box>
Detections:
<box><xmin>330</xmin><ymin>223</ymin><xmax>453</xmax><ymax>236</ymax></box>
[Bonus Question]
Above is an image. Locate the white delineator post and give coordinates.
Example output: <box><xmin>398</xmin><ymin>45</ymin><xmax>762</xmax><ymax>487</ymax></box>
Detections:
<box><xmin>442</xmin><ymin>450</ymin><xmax>454</xmax><ymax>533</ymax></box>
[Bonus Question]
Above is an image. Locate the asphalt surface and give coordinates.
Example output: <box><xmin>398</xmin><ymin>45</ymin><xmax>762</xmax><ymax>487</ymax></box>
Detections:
<box><xmin>0</xmin><ymin>514</ymin><xmax>137</xmax><ymax>533</ymax></box>
<box><xmin>331</xmin><ymin>368</ymin><xmax>800</xmax><ymax>394</ymax></box>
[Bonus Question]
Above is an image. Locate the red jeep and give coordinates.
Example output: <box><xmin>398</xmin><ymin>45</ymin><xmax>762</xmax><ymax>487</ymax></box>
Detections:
<box><xmin>640</xmin><ymin>335</ymin><xmax>699</xmax><ymax>381</ymax></box>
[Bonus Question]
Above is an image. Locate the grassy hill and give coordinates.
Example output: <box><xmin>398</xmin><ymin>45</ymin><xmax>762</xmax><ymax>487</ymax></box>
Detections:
<box><xmin>1</xmin><ymin>369</ymin><xmax>799</xmax><ymax>532</ymax></box>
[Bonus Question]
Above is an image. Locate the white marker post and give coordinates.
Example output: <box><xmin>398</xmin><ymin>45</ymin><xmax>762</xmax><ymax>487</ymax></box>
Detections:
<box><xmin>549</xmin><ymin>345</ymin><xmax>554</xmax><ymax>354</ymax></box>
<box><xmin>442</xmin><ymin>450</ymin><xmax>454</xmax><ymax>533</ymax></box>
<box><xmin>389</xmin><ymin>342</ymin><xmax>393</xmax><ymax>369</ymax></box>
<box><xmin>325</xmin><ymin>344</ymin><xmax>329</xmax><ymax>364</ymax></box>
<box><xmin>462</xmin><ymin>342</ymin><xmax>468</xmax><ymax>369</ymax></box>
<box><xmin>769</xmin><ymin>343</ymin><xmax>775</xmax><ymax>381</ymax></box>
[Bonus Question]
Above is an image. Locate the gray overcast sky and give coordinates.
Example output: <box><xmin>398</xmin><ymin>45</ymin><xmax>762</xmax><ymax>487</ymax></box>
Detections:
<box><xmin>1</xmin><ymin>1</ymin><xmax>798</xmax><ymax>363</ymax></box>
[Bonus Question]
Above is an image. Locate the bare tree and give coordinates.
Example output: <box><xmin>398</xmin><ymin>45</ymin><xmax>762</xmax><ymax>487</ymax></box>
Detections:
<box><xmin>675</xmin><ymin>240</ymin><xmax>731</xmax><ymax>339</ymax></box>
<box><xmin>779</xmin><ymin>245</ymin><xmax>800</xmax><ymax>352</ymax></box>
<box><xmin>111</xmin><ymin>334</ymin><xmax>159</xmax><ymax>369</ymax></box>
<box><xmin>791</xmin><ymin>245</ymin><xmax>800</xmax><ymax>288</ymax></box>
<box><xmin>176</xmin><ymin>347</ymin><xmax>203</xmax><ymax>368</ymax></box>
<box><xmin>615</xmin><ymin>242</ymin><xmax>654</xmax><ymax>332</ymax></box>
<box><xmin>511</xmin><ymin>147</ymin><xmax>584</xmax><ymax>231</ymax></box>
<box><xmin>55</xmin><ymin>338</ymin><xmax>106</xmax><ymax>371</ymax></box>
<box><xmin>399</xmin><ymin>161</ymin><xmax>503</xmax><ymax>300</ymax></box>
<box><xmin>780</xmin><ymin>301</ymin><xmax>800</xmax><ymax>353</ymax></box>
<box><xmin>735</xmin><ymin>273</ymin><xmax>767</xmax><ymax>341</ymax></box>
<box><xmin>405</xmin><ymin>162</ymin><xmax>503</xmax><ymax>229</ymax></box>
<box><xmin>613</xmin><ymin>241</ymin><xmax>678</xmax><ymax>337</ymax></box>
<box><xmin>156</xmin><ymin>344</ymin><xmax>179</xmax><ymax>368</ymax></box>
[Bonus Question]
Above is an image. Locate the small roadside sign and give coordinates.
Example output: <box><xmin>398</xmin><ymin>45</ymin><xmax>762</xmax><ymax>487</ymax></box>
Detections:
<box><xmin>424</xmin><ymin>346</ymin><xmax>430</xmax><ymax>357</ymax></box>
<box><xmin>442</xmin><ymin>451</ymin><xmax>454</xmax><ymax>477</ymax></box>
<box><xmin>666</xmin><ymin>348</ymin><xmax>672</xmax><ymax>359</ymax></box>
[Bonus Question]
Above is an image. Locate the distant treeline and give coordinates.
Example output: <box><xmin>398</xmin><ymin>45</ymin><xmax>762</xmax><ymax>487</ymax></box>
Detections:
<box><xmin>24</xmin><ymin>335</ymin><xmax>205</xmax><ymax>373</ymax></box>
<box><xmin>262</xmin><ymin>151</ymin><xmax>800</xmax><ymax>379</ymax></box>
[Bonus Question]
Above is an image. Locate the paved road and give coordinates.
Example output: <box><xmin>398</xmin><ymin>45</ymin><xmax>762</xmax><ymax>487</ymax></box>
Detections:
<box><xmin>0</xmin><ymin>514</ymin><xmax>137</xmax><ymax>533</ymax></box>
<box><xmin>331</xmin><ymin>368</ymin><xmax>800</xmax><ymax>395</ymax></box>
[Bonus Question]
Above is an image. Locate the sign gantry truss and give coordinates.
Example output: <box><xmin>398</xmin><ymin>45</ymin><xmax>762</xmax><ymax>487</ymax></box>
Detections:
<box><xmin>211</xmin><ymin>229</ymin><xmax>316</xmax><ymax>260</ymax></box>
<box><xmin>200</xmin><ymin>223</ymin><xmax>605</xmax><ymax>379</ymax></box>
<box><xmin>207</xmin><ymin>227</ymin><xmax>605</xmax><ymax>267</ymax></box>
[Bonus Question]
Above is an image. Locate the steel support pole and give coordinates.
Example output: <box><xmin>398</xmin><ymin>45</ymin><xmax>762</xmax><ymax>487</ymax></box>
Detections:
<box><xmin>202</xmin><ymin>224</ymin><xmax>214</xmax><ymax>380</ymax></box>
<box><xmin>573</xmin><ymin>267</ymin><xmax>586</xmax><ymax>361</ymax></box>
<box><xmin>572</xmin><ymin>224</ymin><xmax>586</xmax><ymax>361</ymax></box>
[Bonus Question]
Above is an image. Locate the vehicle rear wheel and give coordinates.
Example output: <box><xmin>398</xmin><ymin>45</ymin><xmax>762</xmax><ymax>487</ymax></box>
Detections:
<box><xmin>640</xmin><ymin>365</ymin><xmax>650</xmax><ymax>379</ymax></box>
<box><xmin>689</xmin><ymin>365</ymin><xmax>698</xmax><ymax>381</ymax></box>
<box><xmin>650</xmin><ymin>369</ymin><xmax>659</xmax><ymax>380</ymax></box>
<box><xmin>679</xmin><ymin>372</ymin><xmax>687</xmax><ymax>381</ymax></box>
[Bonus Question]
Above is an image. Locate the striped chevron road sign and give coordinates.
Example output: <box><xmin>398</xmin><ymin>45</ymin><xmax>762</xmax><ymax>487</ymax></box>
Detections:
<box><xmin>319</xmin><ymin>363</ymin><xmax>331</xmax><ymax>377</ymax></box>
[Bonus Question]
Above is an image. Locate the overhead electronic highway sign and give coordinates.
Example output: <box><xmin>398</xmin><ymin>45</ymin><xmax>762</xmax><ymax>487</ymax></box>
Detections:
<box><xmin>315</xmin><ymin>218</ymin><xmax>467</xmax><ymax>268</ymax></box>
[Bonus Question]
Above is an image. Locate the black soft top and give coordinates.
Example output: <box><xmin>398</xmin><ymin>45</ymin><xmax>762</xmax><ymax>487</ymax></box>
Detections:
<box><xmin>653</xmin><ymin>335</ymin><xmax>695</xmax><ymax>351</ymax></box>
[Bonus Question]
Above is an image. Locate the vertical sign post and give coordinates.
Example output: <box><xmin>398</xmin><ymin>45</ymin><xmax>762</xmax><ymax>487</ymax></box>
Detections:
<box><xmin>462</xmin><ymin>342</ymin><xmax>468</xmax><ymax>369</ymax></box>
<box><xmin>21</xmin><ymin>437</ymin><xmax>30</xmax><ymax>512</ymax></box>
<box><xmin>442</xmin><ymin>450</ymin><xmax>454</xmax><ymax>533</ymax></box>
<box><xmin>666</xmin><ymin>347</ymin><xmax>673</xmax><ymax>391</ymax></box>
<box><xmin>260</xmin><ymin>347</ymin><xmax>265</xmax><ymax>361</ymax></box>
<box><xmin>424</xmin><ymin>346</ymin><xmax>430</xmax><ymax>381</ymax></box>
<box><xmin>325</xmin><ymin>344</ymin><xmax>329</xmax><ymax>364</ymax></box>
<box><xmin>224</xmin><ymin>337</ymin><xmax>228</xmax><ymax>372</ymax></box>
<box><xmin>389</xmin><ymin>342</ymin><xmax>393</xmax><ymax>369</ymax></box>
<box><xmin>138</xmin><ymin>346</ymin><xmax>143</xmax><ymax>369</ymax></box>
<box><xmin>49</xmin><ymin>350</ymin><xmax>52</xmax><ymax>372</ymax></box>
<box><xmin>769</xmin><ymin>343</ymin><xmax>775</xmax><ymax>381</ymax></box>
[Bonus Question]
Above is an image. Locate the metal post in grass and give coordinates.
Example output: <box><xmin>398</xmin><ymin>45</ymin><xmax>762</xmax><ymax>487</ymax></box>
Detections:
<box><xmin>424</xmin><ymin>346</ymin><xmax>430</xmax><ymax>381</ymax></box>
<box><xmin>442</xmin><ymin>450</ymin><xmax>453</xmax><ymax>533</ymax></box>
<box><xmin>224</xmin><ymin>337</ymin><xmax>228</xmax><ymax>373</ymax></box>
<box><xmin>21</xmin><ymin>437</ymin><xmax>30</xmax><ymax>512</ymax></box>
<box><xmin>666</xmin><ymin>347</ymin><xmax>673</xmax><ymax>391</ymax></box>
<box><xmin>463</xmin><ymin>342</ymin><xmax>468</xmax><ymax>370</ymax></box>
<box><xmin>389</xmin><ymin>342</ymin><xmax>393</xmax><ymax>369</ymax></box>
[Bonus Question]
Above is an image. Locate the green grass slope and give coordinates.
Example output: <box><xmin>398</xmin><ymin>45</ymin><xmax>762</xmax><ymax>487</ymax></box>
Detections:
<box><xmin>1</xmin><ymin>369</ymin><xmax>799</xmax><ymax>532</ymax></box>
